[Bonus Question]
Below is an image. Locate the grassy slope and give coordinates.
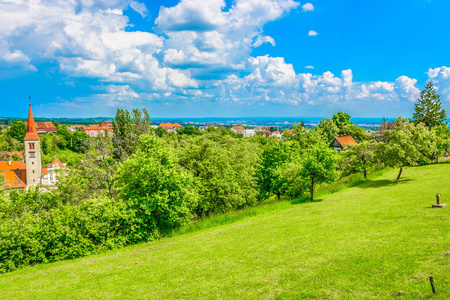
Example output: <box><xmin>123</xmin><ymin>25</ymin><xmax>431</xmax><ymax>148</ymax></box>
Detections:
<box><xmin>1</xmin><ymin>165</ymin><xmax>450</xmax><ymax>299</ymax></box>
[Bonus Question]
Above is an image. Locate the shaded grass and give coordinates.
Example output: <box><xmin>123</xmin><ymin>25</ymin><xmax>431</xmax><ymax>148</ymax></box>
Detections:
<box><xmin>1</xmin><ymin>164</ymin><xmax>450</xmax><ymax>299</ymax></box>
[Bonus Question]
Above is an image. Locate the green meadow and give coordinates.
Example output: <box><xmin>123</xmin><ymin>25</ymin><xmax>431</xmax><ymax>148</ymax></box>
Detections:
<box><xmin>1</xmin><ymin>164</ymin><xmax>450</xmax><ymax>299</ymax></box>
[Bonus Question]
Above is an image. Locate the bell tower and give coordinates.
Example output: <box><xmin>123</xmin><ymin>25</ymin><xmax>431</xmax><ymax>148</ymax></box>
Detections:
<box><xmin>24</xmin><ymin>102</ymin><xmax>41</xmax><ymax>187</ymax></box>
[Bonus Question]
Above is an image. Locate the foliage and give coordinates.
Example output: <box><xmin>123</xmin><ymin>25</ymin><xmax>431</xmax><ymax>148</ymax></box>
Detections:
<box><xmin>300</xmin><ymin>146</ymin><xmax>340</xmax><ymax>201</ymax></box>
<box><xmin>339</xmin><ymin>124</ymin><xmax>368</xmax><ymax>142</ymax></box>
<box><xmin>316</xmin><ymin>118</ymin><xmax>339</xmax><ymax>144</ymax></box>
<box><xmin>273</xmin><ymin>161</ymin><xmax>306</xmax><ymax>199</ymax></box>
<box><xmin>256</xmin><ymin>140</ymin><xmax>292</xmax><ymax>200</ymax></box>
<box><xmin>177</xmin><ymin>126</ymin><xmax>202</xmax><ymax>136</ymax></box>
<box><xmin>176</xmin><ymin>133</ymin><xmax>260</xmax><ymax>215</ymax></box>
<box><xmin>377</xmin><ymin>122</ymin><xmax>437</xmax><ymax>181</ymax></box>
<box><xmin>112</xmin><ymin>108</ymin><xmax>151</xmax><ymax>160</ymax></box>
<box><xmin>340</xmin><ymin>140</ymin><xmax>378</xmax><ymax>178</ymax></box>
<box><xmin>8</xmin><ymin>121</ymin><xmax>26</xmax><ymax>141</ymax></box>
<box><xmin>413</xmin><ymin>82</ymin><xmax>447</xmax><ymax>128</ymax></box>
<box><xmin>116</xmin><ymin>135</ymin><xmax>198</xmax><ymax>242</ymax></box>
<box><xmin>332</xmin><ymin>111</ymin><xmax>353</xmax><ymax>127</ymax></box>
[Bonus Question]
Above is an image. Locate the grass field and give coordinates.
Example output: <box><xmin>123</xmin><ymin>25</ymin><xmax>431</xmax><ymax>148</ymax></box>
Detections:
<box><xmin>1</xmin><ymin>164</ymin><xmax>450</xmax><ymax>299</ymax></box>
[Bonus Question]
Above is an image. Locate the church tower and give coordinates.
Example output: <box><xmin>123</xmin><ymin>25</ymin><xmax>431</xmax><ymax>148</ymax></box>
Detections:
<box><xmin>24</xmin><ymin>103</ymin><xmax>41</xmax><ymax>187</ymax></box>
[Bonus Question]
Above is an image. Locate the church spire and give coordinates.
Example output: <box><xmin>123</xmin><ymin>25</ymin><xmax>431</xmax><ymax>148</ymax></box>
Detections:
<box><xmin>24</xmin><ymin>101</ymin><xmax>39</xmax><ymax>140</ymax></box>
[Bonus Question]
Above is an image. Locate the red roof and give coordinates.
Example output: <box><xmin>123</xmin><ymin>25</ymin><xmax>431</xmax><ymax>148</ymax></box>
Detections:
<box><xmin>232</xmin><ymin>126</ymin><xmax>245</xmax><ymax>130</ymax></box>
<box><xmin>0</xmin><ymin>151</ymin><xmax>24</xmax><ymax>161</ymax></box>
<box><xmin>335</xmin><ymin>136</ymin><xmax>357</xmax><ymax>147</ymax></box>
<box><xmin>159</xmin><ymin>123</ymin><xmax>182</xmax><ymax>129</ymax></box>
<box><xmin>24</xmin><ymin>104</ymin><xmax>39</xmax><ymax>140</ymax></box>
<box><xmin>0</xmin><ymin>161</ymin><xmax>26</xmax><ymax>189</ymax></box>
<box><xmin>48</xmin><ymin>157</ymin><xmax>66</xmax><ymax>168</ymax></box>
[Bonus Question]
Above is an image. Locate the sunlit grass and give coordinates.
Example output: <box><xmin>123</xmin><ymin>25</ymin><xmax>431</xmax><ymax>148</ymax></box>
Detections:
<box><xmin>1</xmin><ymin>164</ymin><xmax>450</xmax><ymax>299</ymax></box>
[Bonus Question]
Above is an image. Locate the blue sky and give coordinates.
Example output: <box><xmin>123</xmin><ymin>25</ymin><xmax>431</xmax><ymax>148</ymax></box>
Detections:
<box><xmin>1</xmin><ymin>0</ymin><xmax>449</xmax><ymax>119</ymax></box>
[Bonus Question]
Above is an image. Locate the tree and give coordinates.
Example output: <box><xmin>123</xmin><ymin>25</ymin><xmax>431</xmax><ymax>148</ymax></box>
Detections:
<box><xmin>340</xmin><ymin>140</ymin><xmax>378</xmax><ymax>178</ymax></box>
<box><xmin>8</xmin><ymin>121</ymin><xmax>26</xmax><ymax>141</ymax></box>
<box><xmin>413</xmin><ymin>82</ymin><xmax>447</xmax><ymax>128</ymax></box>
<box><xmin>257</xmin><ymin>140</ymin><xmax>292</xmax><ymax>200</ymax></box>
<box><xmin>300</xmin><ymin>146</ymin><xmax>340</xmax><ymax>201</ymax></box>
<box><xmin>177</xmin><ymin>126</ymin><xmax>202</xmax><ymax>136</ymax></box>
<box><xmin>340</xmin><ymin>124</ymin><xmax>369</xmax><ymax>142</ymax></box>
<box><xmin>80</xmin><ymin>135</ymin><xmax>118</xmax><ymax>201</ymax></box>
<box><xmin>112</xmin><ymin>108</ymin><xmax>151</xmax><ymax>160</ymax></box>
<box><xmin>378</xmin><ymin>122</ymin><xmax>437</xmax><ymax>181</ymax></box>
<box><xmin>332</xmin><ymin>111</ymin><xmax>353</xmax><ymax>128</ymax></box>
<box><xmin>117</xmin><ymin>135</ymin><xmax>198</xmax><ymax>240</ymax></box>
<box><xmin>316</xmin><ymin>118</ymin><xmax>339</xmax><ymax>145</ymax></box>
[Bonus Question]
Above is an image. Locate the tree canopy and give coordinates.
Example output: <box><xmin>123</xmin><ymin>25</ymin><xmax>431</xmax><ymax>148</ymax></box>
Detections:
<box><xmin>413</xmin><ymin>82</ymin><xmax>447</xmax><ymax>128</ymax></box>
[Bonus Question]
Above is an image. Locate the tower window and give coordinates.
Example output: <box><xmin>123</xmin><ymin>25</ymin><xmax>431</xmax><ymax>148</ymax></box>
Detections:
<box><xmin>29</xmin><ymin>143</ymin><xmax>35</xmax><ymax>150</ymax></box>
<box><xmin>29</xmin><ymin>152</ymin><xmax>35</xmax><ymax>158</ymax></box>
<box><xmin>32</xmin><ymin>170</ymin><xmax>35</xmax><ymax>174</ymax></box>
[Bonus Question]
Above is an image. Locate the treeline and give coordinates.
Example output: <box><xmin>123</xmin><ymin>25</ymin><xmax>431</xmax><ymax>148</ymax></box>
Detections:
<box><xmin>0</xmin><ymin>84</ymin><xmax>449</xmax><ymax>273</ymax></box>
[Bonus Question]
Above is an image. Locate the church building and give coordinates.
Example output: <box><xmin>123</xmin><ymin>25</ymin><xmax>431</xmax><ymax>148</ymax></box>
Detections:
<box><xmin>0</xmin><ymin>104</ymin><xmax>66</xmax><ymax>189</ymax></box>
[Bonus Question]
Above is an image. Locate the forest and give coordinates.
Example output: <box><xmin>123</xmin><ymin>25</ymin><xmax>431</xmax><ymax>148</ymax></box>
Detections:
<box><xmin>0</xmin><ymin>83</ymin><xmax>449</xmax><ymax>273</ymax></box>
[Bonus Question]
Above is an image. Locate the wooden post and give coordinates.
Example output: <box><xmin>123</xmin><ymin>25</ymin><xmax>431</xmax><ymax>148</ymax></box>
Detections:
<box><xmin>430</xmin><ymin>276</ymin><xmax>436</xmax><ymax>295</ymax></box>
<box><xmin>436</xmin><ymin>194</ymin><xmax>441</xmax><ymax>205</ymax></box>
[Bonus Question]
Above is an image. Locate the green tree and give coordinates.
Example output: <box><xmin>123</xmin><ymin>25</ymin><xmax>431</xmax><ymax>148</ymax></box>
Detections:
<box><xmin>112</xmin><ymin>108</ymin><xmax>151</xmax><ymax>160</ymax></box>
<box><xmin>378</xmin><ymin>122</ymin><xmax>437</xmax><ymax>181</ymax></box>
<box><xmin>413</xmin><ymin>82</ymin><xmax>447</xmax><ymax>128</ymax></box>
<box><xmin>117</xmin><ymin>135</ymin><xmax>198</xmax><ymax>241</ymax></box>
<box><xmin>316</xmin><ymin>118</ymin><xmax>339</xmax><ymax>145</ymax></box>
<box><xmin>300</xmin><ymin>146</ymin><xmax>340</xmax><ymax>201</ymax></box>
<box><xmin>340</xmin><ymin>140</ymin><xmax>378</xmax><ymax>178</ymax></box>
<box><xmin>340</xmin><ymin>124</ymin><xmax>369</xmax><ymax>142</ymax></box>
<box><xmin>257</xmin><ymin>140</ymin><xmax>292</xmax><ymax>200</ymax></box>
<box><xmin>273</xmin><ymin>161</ymin><xmax>306</xmax><ymax>199</ymax></box>
<box><xmin>8</xmin><ymin>121</ymin><xmax>26</xmax><ymax>141</ymax></box>
<box><xmin>332</xmin><ymin>111</ymin><xmax>353</xmax><ymax>128</ymax></box>
<box><xmin>177</xmin><ymin>126</ymin><xmax>202</xmax><ymax>136</ymax></box>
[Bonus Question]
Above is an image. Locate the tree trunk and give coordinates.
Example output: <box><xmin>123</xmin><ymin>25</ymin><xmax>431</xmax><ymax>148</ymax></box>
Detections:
<box><xmin>363</xmin><ymin>167</ymin><xmax>367</xmax><ymax>179</ymax></box>
<box><xmin>310</xmin><ymin>177</ymin><xmax>314</xmax><ymax>202</ymax></box>
<box><xmin>277</xmin><ymin>192</ymin><xmax>281</xmax><ymax>201</ymax></box>
<box><xmin>396</xmin><ymin>166</ymin><xmax>403</xmax><ymax>182</ymax></box>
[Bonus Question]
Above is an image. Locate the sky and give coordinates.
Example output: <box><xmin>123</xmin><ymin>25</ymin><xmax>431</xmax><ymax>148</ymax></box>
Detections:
<box><xmin>1</xmin><ymin>0</ymin><xmax>450</xmax><ymax>119</ymax></box>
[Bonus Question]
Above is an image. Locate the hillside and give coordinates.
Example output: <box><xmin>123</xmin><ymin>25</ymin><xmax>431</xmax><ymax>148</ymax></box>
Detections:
<box><xmin>1</xmin><ymin>164</ymin><xmax>450</xmax><ymax>299</ymax></box>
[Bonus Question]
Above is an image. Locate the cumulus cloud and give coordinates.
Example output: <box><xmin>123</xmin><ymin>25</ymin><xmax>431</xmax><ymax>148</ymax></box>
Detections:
<box><xmin>427</xmin><ymin>66</ymin><xmax>450</xmax><ymax>101</ymax></box>
<box><xmin>0</xmin><ymin>0</ymin><xmax>444</xmax><ymax>111</ymax></box>
<box><xmin>302</xmin><ymin>3</ymin><xmax>314</xmax><ymax>12</ymax></box>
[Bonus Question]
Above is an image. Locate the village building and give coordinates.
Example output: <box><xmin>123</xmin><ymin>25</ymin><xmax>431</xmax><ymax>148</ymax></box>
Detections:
<box><xmin>159</xmin><ymin>123</ymin><xmax>183</xmax><ymax>133</ymax></box>
<box><xmin>0</xmin><ymin>104</ymin><xmax>66</xmax><ymax>190</ymax></box>
<box><xmin>25</xmin><ymin>121</ymin><xmax>57</xmax><ymax>134</ymax></box>
<box><xmin>270</xmin><ymin>131</ymin><xmax>282</xmax><ymax>139</ymax></box>
<box><xmin>231</xmin><ymin>126</ymin><xmax>255</xmax><ymax>138</ymax></box>
<box><xmin>331</xmin><ymin>136</ymin><xmax>357</xmax><ymax>152</ymax></box>
<box><xmin>69</xmin><ymin>121</ymin><xmax>113</xmax><ymax>137</ymax></box>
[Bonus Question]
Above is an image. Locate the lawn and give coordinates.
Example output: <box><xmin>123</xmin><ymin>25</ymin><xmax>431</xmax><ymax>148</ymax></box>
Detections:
<box><xmin>1</xmin><ymin>164</ymin><xmax>450</xmax><ymax>299</ymax></box>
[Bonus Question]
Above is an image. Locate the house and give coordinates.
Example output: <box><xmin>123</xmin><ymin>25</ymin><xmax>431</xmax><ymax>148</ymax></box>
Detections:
<box><xmin>271</xmin><ymin>131</ymin><xmax>282</xmax><ymax>139</ymax></box>
<box><xmin>0</xmin><ymin>104</ymin><xmax>66</xmax><ymax>190</ymax></box>
<box><xmin>159</xmin><ymin>123</ymin><xmax>183</xmax><ymax>133</ymax></box>
<box><xmin>231</xmin><ymin>126</ymin><xmax>255</xmax><ymax>137</ymax></box>
<box><xmin>41</xmin><ymin>157</ymin><xmax>67</xmax><ymax>186</ymax></box>
<box><xmin>25</xmin><ymin>121</ymin><xmax>56</xmax><ymax>134</ymax></box>
<box><xmin>331</xmin><ymin>136</ymin><xmax>357</xmax><ymax>152</ymax></box>
<box><xmin>231</xmin><ymin>126</ymin><xmax>245</xmax><ymax>135</ymax></box>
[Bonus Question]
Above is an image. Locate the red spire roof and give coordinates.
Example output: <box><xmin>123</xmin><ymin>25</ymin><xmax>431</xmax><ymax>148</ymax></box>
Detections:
<box><xmin>24</xmin><ymin>104</ymin><xmax>39</xmax><ymax>140</ymax></box>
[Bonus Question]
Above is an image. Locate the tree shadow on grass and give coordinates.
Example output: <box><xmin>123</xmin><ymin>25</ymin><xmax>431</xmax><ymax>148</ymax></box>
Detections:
<box><xmin>358</xmin><ymin>178</ymin><xmax>414</xmax><ymax>189</ymax></box>
<box><xmin>291</xmin><ymin>197</ymin><xmax>323</xmax><ymax>205</ymax></box>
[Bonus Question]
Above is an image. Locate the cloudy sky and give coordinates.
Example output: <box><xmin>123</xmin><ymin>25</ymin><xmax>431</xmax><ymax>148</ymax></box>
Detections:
<box><xmin>1</xmin><ymin>0</ymin><xmax>449</xmax><ymax>118</ymax></box>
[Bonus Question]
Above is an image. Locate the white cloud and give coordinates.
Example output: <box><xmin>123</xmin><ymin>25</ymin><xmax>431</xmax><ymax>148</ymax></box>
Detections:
<box><xmin>427</xmin><ymin>66</ymin><xmax>450</xmax><ymax>101</ymax></box>
<box><xmin>0</xmin><ymin>0</ymin><xmax>443</xmax><ymax>111</ymax></box>
<box><xmin>302</xmin><ymin>3</ymin><xmax>314</xmax><ymax>12</ymax></box>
